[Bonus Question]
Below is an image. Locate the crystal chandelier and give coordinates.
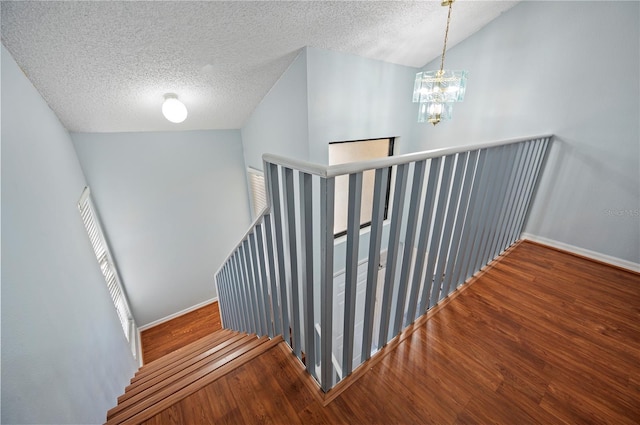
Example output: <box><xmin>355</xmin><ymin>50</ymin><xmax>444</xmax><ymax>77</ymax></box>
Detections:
<box><xmin>413</xmin><ymin>0</ymin><xmax>468</xmax><ymax>125</ymax></box>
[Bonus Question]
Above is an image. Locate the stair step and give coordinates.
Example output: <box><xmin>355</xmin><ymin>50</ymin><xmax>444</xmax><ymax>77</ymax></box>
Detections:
<box><xmin>106</xmin><ymin>335</ymin><xmax>282</xmax><ymax>425</ymax></box>
<box><xmin>110</xmin><ymin>333</ymin><xmax>256</xmax><ymax>419</ymax></box>
<box><xmin>117</xmin><ymin>333</ymin><xmax>254</xmax><ymax>404</ymax></box>
<box><xmin>135</xmin><ymin>329</ymin><xmax>233</xmax><ymax>376</ymax></box>
<box><xmin>129</xmin><ymin>332</ymin><xmax>245</xmax><ymax>388</ymax></box>
<box><xmin>134</xmin><ymin>329</ymin><xmax>234</xmax><ymax>379</ymax></box>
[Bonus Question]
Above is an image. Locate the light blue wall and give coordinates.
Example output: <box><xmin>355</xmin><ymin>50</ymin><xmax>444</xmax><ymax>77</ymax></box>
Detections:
<box><xmin>1</xmin><ymin>45</ymin><xmax>138</xmax><ymax>424</ymax></box>
<box><xmin>305</xmin><ymin>48</ymin><xmax>423</xmax><ymax>268</ymax></box>
<box><xmin>242</xmin><ymin>47</ymin><xmax>423</xmax><ymax>269</ymax></box>
<box><xmin>72</xmin><ymin>130</ymin><xmax>251</xmax><ymax>326</ymax></box>
<box><xmin>411</xmin><ymin>1</ymin><xmax>639</xmax><ymax>265</ymax></box>
<box><xmin>241</xmin><ymin>48</ymin><xmax>309</xmax><ymax>171</ymax></box>
<box><xmin>306</xmin><ymin>47</ymin><xmax>419</xmax><ymax>163</ymax></box>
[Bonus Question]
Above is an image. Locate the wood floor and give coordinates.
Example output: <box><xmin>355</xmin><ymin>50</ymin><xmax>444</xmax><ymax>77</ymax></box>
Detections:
<box><xmin>141</xmin><ymin>302</ymin><xmax>222</xmax><ymax>364</ymax></box>
<box><xmin>142</xmin><ymin>241</ymin><xmax>640</xmax><ymax>424</ymax></box>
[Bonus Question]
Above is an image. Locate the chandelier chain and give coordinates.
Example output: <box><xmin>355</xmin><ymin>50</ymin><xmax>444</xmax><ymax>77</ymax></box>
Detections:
<box><xmin>439</xmin><ymin>1</ymin><xmax>454</xmax><ymax>74</ymax></box>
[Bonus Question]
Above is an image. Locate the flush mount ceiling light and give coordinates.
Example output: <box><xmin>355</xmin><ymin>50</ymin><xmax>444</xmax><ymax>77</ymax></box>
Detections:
<box><xmin>413</xmin><ymin>0</ymin><xmax>468</xmax><ymax>125</ymax></box>
<box><xmin>162</xmin><ymin>93</ymin><xmax>188</xmax><ymax>123</ymax></box>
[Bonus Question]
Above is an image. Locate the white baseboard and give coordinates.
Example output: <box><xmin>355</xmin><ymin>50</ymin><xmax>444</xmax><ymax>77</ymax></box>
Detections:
<box><xmin>521</xmin><ymin>233</ymin><xmax>640</xmax><ymax>273</ymax></box>
<box><xmin>138</xmin><ymin>297</ymin><xmax>219</xmax><ymax>331</ymax></box>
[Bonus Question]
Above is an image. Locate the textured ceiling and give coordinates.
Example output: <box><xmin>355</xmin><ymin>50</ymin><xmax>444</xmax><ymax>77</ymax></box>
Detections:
<box><xmin>1</xmin><ymin>1</ymin><xmax>517</xmax><ymax>132</ymax></box>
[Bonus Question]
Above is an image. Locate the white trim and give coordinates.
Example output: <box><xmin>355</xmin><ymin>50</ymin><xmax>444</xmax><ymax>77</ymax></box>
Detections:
<box><xmin>138</xmin><ymin>297</ymin><xmax>219</xmax><ymax>331</ymax></box>
<box><xmin>522</xmin><ymin>233</ymin><xmax>640</xmax><ymax>273</ymax></box>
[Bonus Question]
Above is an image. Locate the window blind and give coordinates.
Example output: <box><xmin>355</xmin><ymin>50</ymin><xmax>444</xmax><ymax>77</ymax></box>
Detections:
<box><xmin>78</xmin><ymin>187</ymin><xmax>136</xmax><ymax>352</ymax></box>
<box><xmin>247</xmin><ymin>168</ymin><xmax>267</xmax><ymax>218</ymax></box>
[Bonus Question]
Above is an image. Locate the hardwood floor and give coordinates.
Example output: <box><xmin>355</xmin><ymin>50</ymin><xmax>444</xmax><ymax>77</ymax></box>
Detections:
<box><xmin>141</xmin><ymin>302</ymin><xmax>222</xmax><ymax>364</ymax></box>
<box><xmin>142</xmin><ymin>241</ymin><xmax>640</xmax><ymax>424</ymax></box>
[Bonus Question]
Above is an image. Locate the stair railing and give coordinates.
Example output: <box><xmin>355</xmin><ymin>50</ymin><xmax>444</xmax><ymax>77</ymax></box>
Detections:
<box><xmin>215</xmin><ymin>135</ymin><xmax>552</xmax><ymax>392</ymax></box>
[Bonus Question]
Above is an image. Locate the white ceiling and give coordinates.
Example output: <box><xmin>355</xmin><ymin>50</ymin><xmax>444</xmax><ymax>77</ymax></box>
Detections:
<box><xmin>1</xmin><ymin>1</ymin><xmax>517</xmax><ymax>133</ymax></box>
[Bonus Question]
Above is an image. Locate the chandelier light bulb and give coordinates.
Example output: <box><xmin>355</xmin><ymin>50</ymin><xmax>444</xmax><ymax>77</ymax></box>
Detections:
<box><xmin>162</xmin><ymin>94</ymin><xmax>188</xmax><ymax>123</ymax></box>
<box><xmin>412</xmin><ymin>0</ymin><xmax>468</xmax><ymax>125</ymax></box>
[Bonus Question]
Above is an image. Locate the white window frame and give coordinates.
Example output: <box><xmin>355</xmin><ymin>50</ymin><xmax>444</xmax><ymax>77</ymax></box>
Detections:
<box><xmin>78</xmin><ymin>187</ymin><xmax>137</xmax><ymax>357</ymax></box>
<box><xmin>329</xmin><ymin>137</ymin><xmax>395</xmax><ymax>237</ymax></box>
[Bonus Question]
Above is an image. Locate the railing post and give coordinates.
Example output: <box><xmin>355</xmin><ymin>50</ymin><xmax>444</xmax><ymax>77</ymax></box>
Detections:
<box><xmin>406</xmin><ymin>157</ymin><xmax>441</xmax><ymax>323</ymax></box>
<box><xmin>268</xmin><ymin>163</ymin><xmax>291</xmax><ymax>345</ymax></box>
<box><xmin>230</xmin><ymin>253</ymin><xmax>248</xmax><ymax>333</ymax></box>
<box><xmin>343</xmin><ymin>171</ymin><xmax>363</xmax><ymax>376</ymax></box>
<box><xmin>515</xmin><ymin>138</ymin><xmax>550</xmax><ymax>237</ymax></box>
<box><xmin>472</xmin><ymin>146</ymin><xmax>510</xmax><ymax>273</ymax></box>
<box><xmin>477</xmin><ymin>144</ymin><xmax>518</xmax><ymax>268</ymax></box>
<box><xmin>361</xmin><ymin>167</ymin><xmax>389</xmax><ymax>362</ymax></box>
<box><xmin>494</xmin><ymin>142</ymin><xmax>528</xmax><ymax>256</ymax></box>
<box><xmin>218</xmin><ymin>270</ymin><xmax>231</xmax><ymax>329</ymax></box>
<box><xmin>320</xmin><ymin>176</ymin><xmax>335</xmax><ymax>391</ymax></box>
<box><xmin>506</xmin><ymin>140</ymin><xmax>538</xmax><ymax>247</ymax></box>
<box><xmin>432</xmin><ymin>152</ymin><xmax>467</xmax><ymax>305</ymax></box>
<box><xmin>263</xmin><ymin>214</ymin><xmax>281</xmax><ymax>336</ymax></box>
<box><xmin>239</xmin><ymin>241</ymin><xmax>257</xmax><ymax>334</ymax></box>
<box><xmin>222</xmin><ymin>266</ymin><xmax>237</xmax><ymax>330</ymax></box>
<box><xmin>419</xmin><ymin>155</ymin><xmax>454</xmax><ymax>314</ymax></box>
<box><xmin>378</xmin><ymin>163</ymin><xmax>409</xmax><ymax>348</ymax></box>
<box><xmin>441</xmin><ymin>150</ymin><xmax>478</xmax><ymax>297</ymax></box>
<box><xmin>255</xmin><ymin>222</ymin><xmax>275</xmax><ymax>338</ymax></box>
<box><xmin>284</xmin><ymin>167</ymin><xmax>302</xmax><ymax>357</ymax></box>
<box><xmin>461</xmin><ymin>147</ymin><xmax>501</xmax><ymax>283</ymax></box>
<box><xmin>224</xmin><ymin>268</ymin><xmax>236</xmax><ymax>330</ymax></box>
<box><xmin>299</xmin><ymin>171</ymin><xmax>316</xmax><ymax>377</ymax></box>
<box><xmin>394</xmin><ymin>160</ymin><xmax>426</xmax><ymax>333</ymax></box>
<box><xmin>248</xmin><ymin>231</ymin><xmax>267</xmax><ymax>336</ymax></box>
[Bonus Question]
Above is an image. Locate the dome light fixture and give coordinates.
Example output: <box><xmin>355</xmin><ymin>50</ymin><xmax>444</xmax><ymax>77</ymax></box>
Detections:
<box><xmin>162</xmin><ymin>93</ymin><xmax>188</xmax><ymax>123</ymax></box>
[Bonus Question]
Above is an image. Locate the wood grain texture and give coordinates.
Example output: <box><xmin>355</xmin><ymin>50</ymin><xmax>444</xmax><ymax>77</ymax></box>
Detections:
<box><xmin>141</xmin><ymin>301</ymin><xmax>222</xmax><ymax>364</ymax></box>
<box><xmin>118</xmin><ymin>333</ymin><xmax>252</xmax><ymax>406</ymax></box>
<box><xmin>108</xmin><ymin>335</ymin><xmax>282</xmax><ymax>425</ymax></box>
<box><xmin>133</xmin><ymin>330</ymin><xmax>233</xmax><ymax>382</ymax></box>
<box><xmin>142</xmin><ymin>241</ymin><xmax>640</xmax><ymax>424</ymax></box>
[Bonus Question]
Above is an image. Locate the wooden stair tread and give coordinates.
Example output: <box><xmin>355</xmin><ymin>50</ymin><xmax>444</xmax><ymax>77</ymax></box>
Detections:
<box><xmin>128</xmin><ymin>332</ymin><xmax>247</xmax><ymax>389</ymax></box>
<box><xmin>135</xmin><ymin>329</ymin><xmax>232</xmax><ymax>377</ymax></box>
<box><xmin>106</xmin><ymin>335</ymin><xmax>282</xmax><ymax>425</ymax></box>
<box><xmin>110</xmin><ymin>333</ymin><xmax>256</xmax><ymax>418</ymax></box>
<box><xmin>117</xmin><ymin>333</ymin><xmax>254</xmax><ymax>404</ymax></box>
<box><xmin>134</xmin><ymin>329</ymin><xmax>234</xmax><ymax>378</ymax></box>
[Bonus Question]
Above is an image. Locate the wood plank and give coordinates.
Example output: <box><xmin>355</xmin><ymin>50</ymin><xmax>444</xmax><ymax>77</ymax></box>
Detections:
<box><xmin>118</xmin><ymin>333</ymin><xmax>253</xmax><ymax>405</ymax></box>
<box><xmin>133</xmin><ymin>329</ymin><xmax>234</xmax><ymax>381</ymax></box>
<box><xmin>141</xmin><ymin>240</ymin><xmax>640</xmax><ymax>424</ymax></box>
<box><xmin>109</xmin><ymin>334</ymin><xmax>257</xmax><ymax>419</ymax></box>
<box><xmin>140</xmin><ymin>301</ymin><xmax>222</xmax><ymax>364</ymax></box>
<box><xmin>107</xmin><ymin>336</ymin><xmax>281</xmax><ymax>425</ymax></box>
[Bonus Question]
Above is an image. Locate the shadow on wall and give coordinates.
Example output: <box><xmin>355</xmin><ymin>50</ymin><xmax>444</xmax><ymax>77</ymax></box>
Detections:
<box><xmin>528</xmin><ymin>136</ymin><xmax>639</xmax><ymax>248</ymax></box>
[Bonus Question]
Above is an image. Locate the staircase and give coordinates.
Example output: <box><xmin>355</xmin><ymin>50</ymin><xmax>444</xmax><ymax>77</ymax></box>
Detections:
<box><xmin>107</xmin><ymin>135</ymin><xmax>553</xmax><ymax>422</ymax></box>
<box><xmin>105</xmin><ymin>330</ymin><xmax>282</xmax><ymax>425</ymax></box>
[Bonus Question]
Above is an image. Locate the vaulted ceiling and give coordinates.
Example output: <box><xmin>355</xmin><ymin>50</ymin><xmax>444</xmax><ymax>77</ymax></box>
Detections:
<box><xmin>1</xmin><ymin>1</ymin><xmax>517</xmax><ymax>133</ymax></box>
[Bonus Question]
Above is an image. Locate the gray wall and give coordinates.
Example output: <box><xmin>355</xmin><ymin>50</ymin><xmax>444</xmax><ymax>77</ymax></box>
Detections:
<box><xmin>72</xmin><ymin>130</ymin><xmax>251</xmax><ymax>326</ymax></box>
<box><xmin>1</xmin><ymin>45</ymin><xmax>138</xmax><ymax>424</ymax></box>
<box><xmin>241</xmin><ymin>48</ymin><xmax>309</xmax><ymax>171</ymax></box>
<box><xmin>241</xmin><ymin>47</ymin><xmax>429</xmax><ymax>270</ymax></box>
<box><xmin>306</xmin><ymin>46</ymin><xmax>419</xmax><ymax>163</ymax></box>
<box><xmin>305</xmin><ymin>47</ymin><xmax>422</xmax><ymax>269</ymax></box>
<box><xmin>411</xmin><ymin>1</ymin><xmax>639</xmax><ymax>265</ymax></box>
